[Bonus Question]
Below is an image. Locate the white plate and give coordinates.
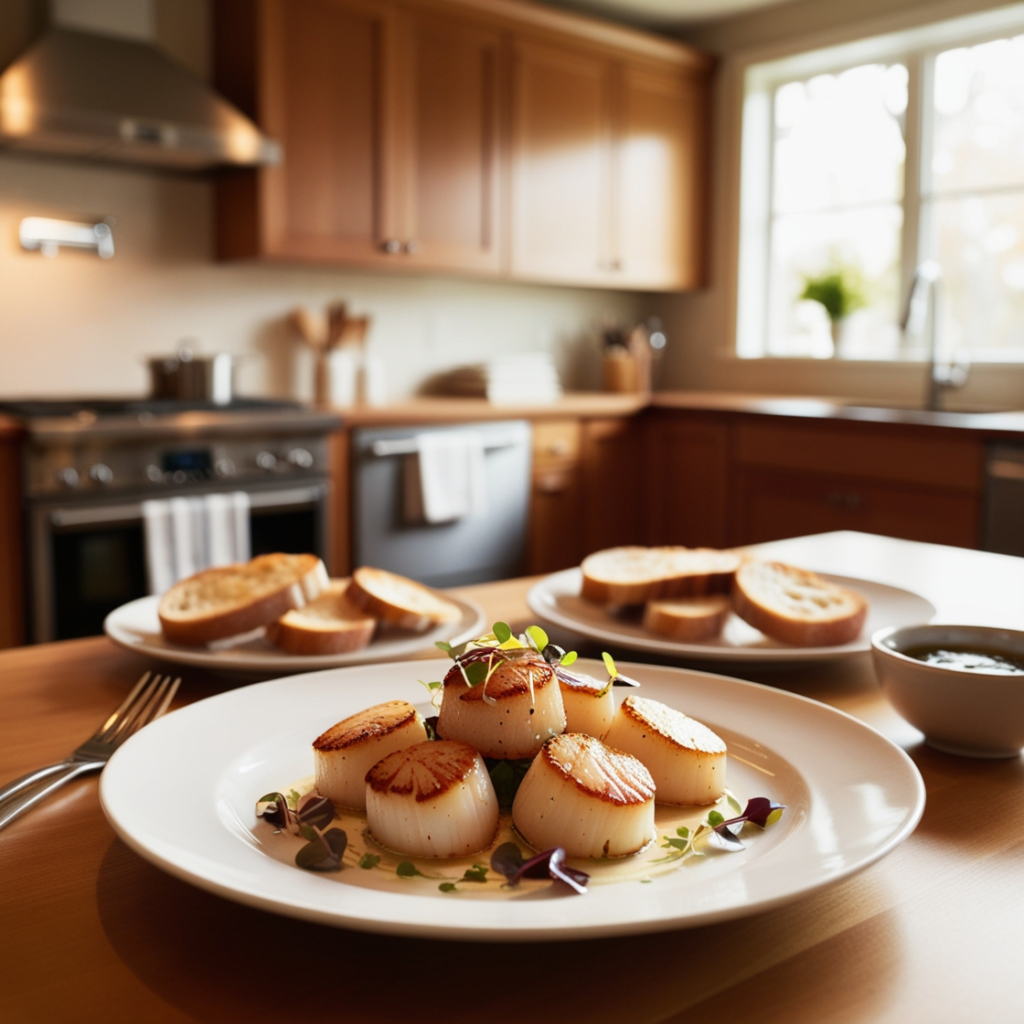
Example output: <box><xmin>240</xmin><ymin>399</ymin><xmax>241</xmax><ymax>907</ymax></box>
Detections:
<box><xmin>527</xmin><ymin>568</ymin><xmax>936</xmax><ymax>663</ymax></box>
<box><xmin>100</xmin><ymin>659</ymin><xmax>925</xmax><ymax>941</ymax></box>
<box><xmin>104</xmin><ymin>593</ymin><xmax>486</xmax><ymax>674</ymax></box>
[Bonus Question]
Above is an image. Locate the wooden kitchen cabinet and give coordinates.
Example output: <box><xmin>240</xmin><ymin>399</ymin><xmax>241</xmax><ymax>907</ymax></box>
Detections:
<box><xmin>216</xmin><ymin>0</ymin><xmax>501</xmax><ymax>271</ymax></box>
<box><xmin>0</xmin><ymin>429</ymin><xmax>24</xmax><ymax>649</ymax></box>
<box><xmin>527</xmin><ymin>420</ymin><xmax>584</xmax><ymax>573</ymax></box>
<box><xmin>215</xmin><ymin>0</ymin><xmax>712</xmax><ymax>291</ymax></box>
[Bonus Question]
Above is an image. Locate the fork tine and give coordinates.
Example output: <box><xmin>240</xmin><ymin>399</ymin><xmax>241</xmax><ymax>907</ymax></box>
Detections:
<box><xmin>97</xmin><ymin>673</ymin><xmax>163</xmax><ymax>743</ymax></box>
<box><xmin>93</xmin><ymin>671</ymin><xmax>151</xmax><ymax>740</ymax></box>
<box><xmin>140</xmin><ymin>677</ymin><xmax>181</xmax><ymax>728</ymax></box>
<box><xmin>104</xmin><ymin>674</ymin><xmax>170</xmax><ymax>743</ymax></box>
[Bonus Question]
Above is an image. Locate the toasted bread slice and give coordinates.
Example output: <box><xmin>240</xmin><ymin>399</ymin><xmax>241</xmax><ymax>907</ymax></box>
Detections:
<box><xmin>643</xmin><ymin>594</ymin><xmax>731</xmax><ymax>642</ymax></box>
<box><xmin>581</xmin><ymin>546</ymin><xmax>741</xmax><ymax>606</ymax></box>
<box><xmin>732</xmin><ymin>561</ymin><xmax>867</xmax><ymax>647</ymax></box>
<box><xmin>345</xmin><ymin>566</ymin><xmax>461</xmax><ymax>631</ymax></box>
<box><xmin>158</xmin><ymin>553</ymin><xmax>329</xmax><ymax>646</ymax></box>
<box><xmin>266</xmin><ymin>579</ymin><xmax>377</xmax><ymax>655</ymax></box>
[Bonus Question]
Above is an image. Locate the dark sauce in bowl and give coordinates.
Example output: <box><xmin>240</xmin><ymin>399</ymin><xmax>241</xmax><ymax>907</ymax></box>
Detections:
<box><xmin>902</xmin><ymin>645</ymin><xmax>1024</xmax><ymax>675</ymax></box>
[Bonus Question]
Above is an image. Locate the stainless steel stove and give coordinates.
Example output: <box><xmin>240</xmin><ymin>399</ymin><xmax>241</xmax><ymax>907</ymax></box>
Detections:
<box><xmin>2</xmin><ymin>398</ymin><xmax>341</xmax><ymax>642</ymax></box>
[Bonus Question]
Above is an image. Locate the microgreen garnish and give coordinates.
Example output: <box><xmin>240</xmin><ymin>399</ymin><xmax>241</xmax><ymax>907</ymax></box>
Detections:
<box><xmin>657</xmin><ymin>797</ymin><xmax>785</xmax><ymax>863</ymax></box>
<box><xmin>396</xmin><ymin>861</ymin><xmax>424</xmax><ymax>878</ymax></box>
<box><xmin>295</xmin><ymin>827</ymin><xmax>349</xmax><ymax>871</ymax></box>
<box><xmin>594</xmin><ymin>651</ymin><xmax>641</xmax><ymax>696</ymax></box>
<box><xmin>489</xmin><ymin>842</ymin><xmax>589</xmax><ymax>895</ymax></box>
<box><xmin>359</xmin><ymin>853</ymin><xmax>381</xmax><ymax>869</ymax></box>
<box><xmin>486</xmin><ymin>757</ymin><xmax>533</xmax><ymax>809</ymax></box>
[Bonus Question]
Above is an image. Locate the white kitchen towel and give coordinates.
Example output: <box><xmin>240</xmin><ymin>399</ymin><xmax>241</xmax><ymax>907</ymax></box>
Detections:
<box><xmin>142</xmin><ymin>492</ymin><xmax>251</xmax><ymax>595</ymax></box>
<box><xmin>403</xmin><ymin>431</ymin><xmax>488</xmax><ymax>524</ymax></box>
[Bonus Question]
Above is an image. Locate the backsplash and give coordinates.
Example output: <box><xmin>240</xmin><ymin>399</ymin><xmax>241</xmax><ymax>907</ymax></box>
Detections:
<box><xmin>0</xmin><ymin>154</ymin><xmax>646</xmax><ymax>402</ymax></box>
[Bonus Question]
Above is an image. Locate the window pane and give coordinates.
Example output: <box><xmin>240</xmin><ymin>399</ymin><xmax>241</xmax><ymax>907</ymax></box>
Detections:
<box><xmin>932</xmin><ymin>37</ymin><xmax>1024</xmax><ymax>194</ymax></box>
<box><xmin>773</xmin><ymin>63</ymin><xmax>907</xmax><ymax>215</ymax></box>
<box><xmin>769</xmin><ymin>205</ymin><xmax>903</xmax><ymax>358</ymax></box>
<box><xmin>927</xmin><ymin>191</ymin><xmax>1024</xmax><ymax>355</ymax></box>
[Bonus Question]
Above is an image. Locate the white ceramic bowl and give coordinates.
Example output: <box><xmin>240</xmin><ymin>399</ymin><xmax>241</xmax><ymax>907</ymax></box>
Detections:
<box><xmin>871</xmin><ymin>624</ymin><xmax>1024</xmax><ymax>758</ymax></box>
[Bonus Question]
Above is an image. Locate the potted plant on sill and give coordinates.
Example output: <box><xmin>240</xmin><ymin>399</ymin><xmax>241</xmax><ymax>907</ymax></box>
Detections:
<box><xmin>799</xmin><ymin>264</ymin><xmax>868</xmax><ymax>357</ymax></box>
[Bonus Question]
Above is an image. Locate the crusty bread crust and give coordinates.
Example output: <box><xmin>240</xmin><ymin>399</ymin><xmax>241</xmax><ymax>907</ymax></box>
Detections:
<box><xmin>158</xmin><ymin>553</ymin><xmax>329</xmax><ymax>646</ymax></box>
<box><xmin>732</xmin><ymin>561</ymin><xmax>867</xmax><ymax>647</ymax></box>
<box><xmin>581</xmin><ymin>546</ymin><xmax>741</xmax><ymax>606</ymax></box>
<box><xmin>266</xmin><ymin>579</ymin><xmax>377</xmax><ymax>655</ymax></box>
<box><xmin>643</xmin><ymin>595</ymin><xmax>730</xmax><ymax>642</ymax></box>
<box><xmin>345</xmin><ymin>567</ymin><xmax>460</xmax><ymax>631</ymax></box>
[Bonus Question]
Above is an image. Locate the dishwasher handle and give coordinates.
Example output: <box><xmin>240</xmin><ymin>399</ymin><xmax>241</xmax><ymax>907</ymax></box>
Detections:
<box><xmin>369</xmin><ymin>434</ymin><xmax>522</xmax><ymax>458</ymax></box>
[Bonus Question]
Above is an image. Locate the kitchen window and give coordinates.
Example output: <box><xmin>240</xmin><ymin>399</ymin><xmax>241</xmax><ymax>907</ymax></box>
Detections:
<box><xmin>738</xmin><ymin>11</ymin><xmax>1024</xmax><ymax>363</ymax></box>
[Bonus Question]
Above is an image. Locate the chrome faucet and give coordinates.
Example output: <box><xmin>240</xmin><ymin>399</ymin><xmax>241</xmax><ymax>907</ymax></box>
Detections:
<box><xmin>900</xmin><ymin>261</ymin><xmax>969</xmax><ymax>411</ymax></box>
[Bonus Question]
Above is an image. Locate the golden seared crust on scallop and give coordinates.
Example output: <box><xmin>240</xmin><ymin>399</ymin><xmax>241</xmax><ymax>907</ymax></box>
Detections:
<box><xmin>313</xmin><ymin>700</ymin><xmax>421</xmax><ymax>752</ymax></box>
<box><xmin>437</xmin><ymin>652</ymin><xmax>566</xmax><ymax>759</ymax></box>
<box><xmin>313</xmin><ymin>700</ymin><xmax>427</xmax><ymax>811</ymax></box>
<box><xmin>511</xmin><ymin>734</ymin><xmax>655</xmax><ymax>858</ymax></box>
<box><xmin>366</xmin><ymin>739</ymin><xmax>481</xmax><ymax>801</ymax></box>
<box><xmin>365</xmin><ymin>740</ymin><xmax>499</xmax><ymax>859</ymax></box>
<box><xmin>604</xmin><ymin>695</ymin><xmax>726</xmax><ymax>807</ymax></box>
<box><xmin>540</xmin><ymin>733</ymin><xmax>655</xmax><ymax>805</ymax></box>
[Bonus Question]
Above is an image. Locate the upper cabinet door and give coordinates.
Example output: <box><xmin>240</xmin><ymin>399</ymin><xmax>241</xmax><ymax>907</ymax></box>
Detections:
<box><xmin>395</xmin><ymin>14</ymin><xmax>503</xmax><ymax>273</ymax></box>
<box><xmin>509</xmin><ymin>40</ymin><xmax>615</xmax><ymax>285</ymax></box>
<box><xmin>615</xmin><ymin>63</ymin><xmax>707</xmax><ymax>290</ymax></box>
<box><xmin>259</xmin><ymin>0</ymin><xmax>398</xmax><ymax>262</ymax></box>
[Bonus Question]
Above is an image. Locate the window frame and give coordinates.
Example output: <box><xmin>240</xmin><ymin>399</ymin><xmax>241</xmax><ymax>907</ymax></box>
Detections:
<box><xmin>737</xmin><ymin>10</ymin><xmax>1024</xmax><ymax>363</ymax></box>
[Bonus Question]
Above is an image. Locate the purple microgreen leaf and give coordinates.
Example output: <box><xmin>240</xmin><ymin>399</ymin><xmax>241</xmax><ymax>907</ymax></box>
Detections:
<box><xmin>295</xmin><ymin>827</ymin><xmax>347</xmax><ymax>871</ymax></box>
<box><xmin>396</xmin><ymin>861</ymin><xmax>424</xmax><ymax>878</ymax></box>
<box><xmin>490</xmin><ymin>842</ymin><xmax>525</xmax><ymax>881</ymax></box>
<box><xmin>296</xmin><ymin>793</ymin><xmax>335</xmax><ymax>831</ymax></box>
<box><xmin>424</xmin><ymin>715</ymin><xmax>439</xmax><ymax>740</ymax></box>
<box><xmin>513</xmin><ymin>847</ymin><xmax>589</xmax><ymax>894</ymax></box>
<box><xmin>256</xmin><ymin>792</ymin><xmax>290</xmax><ymax>828</ymax></box>
<box><xmin>740</xmin><ymin>797</ymin><xmax>786</xmax><ymax>829</ymax></box>
<box><xmin>706</xmin><ymin>827</ymin><xmax>745</xmax><ymax>852</ymax></box>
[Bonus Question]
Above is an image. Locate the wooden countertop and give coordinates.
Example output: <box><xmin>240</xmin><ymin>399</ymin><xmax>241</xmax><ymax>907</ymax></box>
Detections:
<box><xmin>332</xmin><ymin>392</ymin><xmax>648</xmax><ymax>425</ymax></box>
<box><xmin>2</xmin><ymin>532</ymin><xmax>1023</xmax><ymax>1022</ymax></box>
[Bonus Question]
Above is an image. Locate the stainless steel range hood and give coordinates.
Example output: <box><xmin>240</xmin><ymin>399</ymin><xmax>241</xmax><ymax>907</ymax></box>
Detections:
<box><xmin>0</xmin><ymin>28</ymin><xmax>279</xmax><ymax>169</ymax></box>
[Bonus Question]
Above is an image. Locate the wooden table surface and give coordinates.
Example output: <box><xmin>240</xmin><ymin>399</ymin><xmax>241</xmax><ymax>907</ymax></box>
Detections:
<box><xmin>2</xmin><ymin>532</ymin><xmax>1023</xmax><ymax>1024</ymax></box>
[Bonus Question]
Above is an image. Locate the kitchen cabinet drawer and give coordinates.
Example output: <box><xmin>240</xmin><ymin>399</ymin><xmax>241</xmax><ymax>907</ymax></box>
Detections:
<box><xmin>732</xmin><ymin>467</ymin><xmax>979</xmax><ymax>549</ymax></box>
<box><xmin>532</xmin><ymin>419</ymin><xmax>581</xmax><ymax>468</ymax></box>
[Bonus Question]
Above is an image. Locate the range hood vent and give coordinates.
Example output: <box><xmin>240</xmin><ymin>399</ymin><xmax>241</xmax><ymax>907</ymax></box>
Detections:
<box><xmin>0</xmin><ymin>29</ymin><xmax>279</xmax><ymax>169</ymax></box>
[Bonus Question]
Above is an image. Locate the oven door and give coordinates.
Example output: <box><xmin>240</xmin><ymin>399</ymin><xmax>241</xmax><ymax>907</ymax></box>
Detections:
<box><xmin>27</xmin><ymin>481</ymin><xmax>329</xmax><ymax>643</ymax></box>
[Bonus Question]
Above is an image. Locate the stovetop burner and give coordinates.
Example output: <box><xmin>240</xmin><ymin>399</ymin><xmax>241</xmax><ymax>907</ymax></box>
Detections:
<box><xmin>0</xmin><ymin>397</ymin><xmax>302</xmax><ymax>419</ymax></box>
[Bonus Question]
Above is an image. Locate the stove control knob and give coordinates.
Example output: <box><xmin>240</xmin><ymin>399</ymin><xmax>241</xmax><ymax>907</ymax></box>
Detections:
<box><xmin>256</xmin><ymin>451</ymin><xmax>278</xmax><ymax>471</ymax></box>
<box><xmin>286</xmin><ymin>447</ymin><xmax>313</xmax><ymax>469</ymax></box>
<box><xmin>146</xmin><ymin>464</ymin><xmax>163</xmax><ymax>483</ymax></box>
<box><xmin>90</xmin><ymin>463</ymin><xmax>114</xmax><ymax>485</ymax></box>
<box><xmin>215</xmin><ymin>458</ymin><xmax>236</xmax><ymax>478</ymax></box>
<box><xmin>56</xmin><ymin>467</ymin><xmax>80</xmax><ymax>488</ymax></box>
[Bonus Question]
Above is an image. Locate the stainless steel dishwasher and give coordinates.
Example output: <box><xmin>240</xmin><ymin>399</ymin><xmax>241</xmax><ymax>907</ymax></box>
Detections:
<box><xmin>982</xmin><ymin>444</ymin><xmax>1024</xmax><ymax>556</ymax></box>
<box><xmin>351</xmin><ymin>421</ymin><xmax>532</xmax><ymax>587</ymax></box>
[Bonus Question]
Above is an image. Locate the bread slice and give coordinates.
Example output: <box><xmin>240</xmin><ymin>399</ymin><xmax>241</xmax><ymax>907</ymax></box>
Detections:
<box><xmin>731</xmin><ymin>561</ymin><xmax>868</xmax><ymax>647</ymax></box>
<box><xmin>643</xmin><ymin>595</ymin><xmax>731</xmax><ymax>642</ymax></box>
<box><xmin>158</xmin><ymin>553</ymin><xmax>329</xmax><ymax>646</ymax></box>
<box><xmin>345</xmin><ymin>566</ymin><xmax>461</xmax><ymax>631</ymax></box>
<box><xmin>580</xmin><ymin>546</ymin><xmax>741</xmax><ymax>606</ymax></box>
<box><xmin>266</xmin><ymin>579</ymin><xmax>377</xmax><ymax>655</ymax></box>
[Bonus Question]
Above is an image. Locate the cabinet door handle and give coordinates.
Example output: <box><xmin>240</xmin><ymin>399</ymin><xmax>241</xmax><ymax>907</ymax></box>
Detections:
<box><xmin>403</xmin><ymin>240</ymin><xmax>418</xmax><ymax>255</ymax></box>
<box><xmin>381</xmin><ymin>239</ymin><xmax>401</xmax><ymax>254</ymax></box>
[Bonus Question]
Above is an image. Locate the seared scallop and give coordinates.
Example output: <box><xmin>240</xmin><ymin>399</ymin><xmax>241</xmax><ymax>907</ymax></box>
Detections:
<box><xmin>365</xmin><ymin>740</ymin><xmax>499</xmax><ymax>859</ymax></box>
<box><xmin>313</xmin><ymin>700</ymin><xmax>428</xmax><ymax>811</ymax></box>
<box><xmin>556</xmin><ymin>666</ymin><xmax>615</xmax><ymax>739</ymax></box>
<box><xmin>603</xmin><ymin>695</ymin><xmax>726</xmax><ymax>806</ymax></box>
<box><xmin>437</xmin><ymin>650</ymin><xmax>566</xmax><ymax>759</ymax></box>
<box><xmin>511</xmin><ymin>733</ymin><xmax>655</xmax><ymax>858</ymax></box>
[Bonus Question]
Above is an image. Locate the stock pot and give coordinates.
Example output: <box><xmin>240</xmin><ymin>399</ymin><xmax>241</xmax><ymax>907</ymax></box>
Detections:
<box><xmin>147</xmin><ymin>347</ymin><xmax>237</xmax><ymax>404</ymax></box>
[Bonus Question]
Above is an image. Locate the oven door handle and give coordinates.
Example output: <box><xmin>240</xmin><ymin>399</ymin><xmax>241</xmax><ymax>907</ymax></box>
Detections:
<box><xmin>47</xmin><ymin>484</ymin><xmax>328</xmax><ymax>528</ymax></box>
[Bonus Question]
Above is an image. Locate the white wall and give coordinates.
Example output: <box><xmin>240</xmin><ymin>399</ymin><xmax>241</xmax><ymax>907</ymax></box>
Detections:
<box><xmin>659</xmin><ymin>0</ymin><xmax>1024</xmax><ymax>410</ymax></box>
<box><xmin>0</xmin><ymin>0</ymin><xmax>648</xmax><ymax>402</ymax></box>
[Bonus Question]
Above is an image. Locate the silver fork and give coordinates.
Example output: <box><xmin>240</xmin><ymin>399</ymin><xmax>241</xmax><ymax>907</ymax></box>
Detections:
<box><xmin>0</xmin><ymin>671</ymin><xmax>181</xmax><ymax>831</ymax></box>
